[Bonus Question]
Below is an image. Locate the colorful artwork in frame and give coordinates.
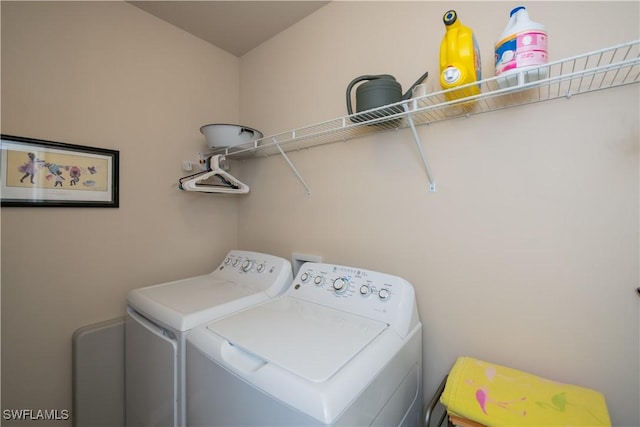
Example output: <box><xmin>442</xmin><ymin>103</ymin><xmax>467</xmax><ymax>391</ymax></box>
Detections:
<box><xmin>1</xmin><ymin>134</ymin><xmax>119</xmax><ymax>207</ymax></box>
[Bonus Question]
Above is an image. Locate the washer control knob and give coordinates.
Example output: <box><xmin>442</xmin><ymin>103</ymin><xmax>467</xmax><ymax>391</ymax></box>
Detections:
<box><xmin>378</xmin><ymin>288</ymin><xmax>390</xmax><ymax>300</ymax></box>
<box><xmin>359</xmin><ymin>285</ymin><xmax>370</xmax><ymax>296</ymax></box>
<box><xmin>300</xmin><ymin>272</ymin><xmax>310</xmax><ymax>283</ymax></box>
<box><xmin>313</xmin><ymin>276</ymin><xmax>324</xmax><ymax>286</ymax></box>
<box><xmin>256</xmin><ymin>263</ymin><xmax>265</xmax><ymax>273</ymax></box>
<box><xmin>333</xmin><ymin>278</ymin><xmax>349</xmax><ymax>293</ymax></box>
<box><xmin>232</xmin><ymin>259</ymin><xmax>241</xmax><ymax>267</ymax></box>
<box><xmin>241</xmin><ymin>260</ymin><xmax>253</xmax><ymax>272</ymax></box>
<box><xmin>224</xmin><ymin>257</ymin><xmax>232</xmax><ymax>265</ymax></box>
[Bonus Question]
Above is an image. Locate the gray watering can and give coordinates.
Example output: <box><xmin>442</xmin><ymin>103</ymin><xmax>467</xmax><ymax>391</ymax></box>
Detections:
<box><xmin>346</xmin><ymin>71</ymin><xmax>429</xmax><ymax>122</ymax></box>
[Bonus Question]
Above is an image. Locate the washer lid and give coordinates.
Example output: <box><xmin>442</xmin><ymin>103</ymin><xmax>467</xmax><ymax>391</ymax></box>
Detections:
<box><xmin>205</xmin><ymin>297</ymin><xmax>388</xmax><ymax>383</ymax></box>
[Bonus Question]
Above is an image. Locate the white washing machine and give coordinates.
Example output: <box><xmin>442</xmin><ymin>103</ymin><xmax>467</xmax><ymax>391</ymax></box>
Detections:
<box><xmin>125</xmin><ymin>250</ymin><xmax>292</xmax><ymax>427</ymax></box>
<box><xmin>186</xmin><ymin>262</ymin><xmax>422</xmax><ymax>426</ymax></box>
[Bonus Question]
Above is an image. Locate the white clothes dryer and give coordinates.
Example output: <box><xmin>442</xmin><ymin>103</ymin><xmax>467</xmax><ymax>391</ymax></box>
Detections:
<box><xmin>186</xmin><ymin>262</ymin><xmax>422</xmax><ymax>426</ymax></box>
<box><xmin>125</xmin><ymin>250</ymin><xmax>292</xmax><ymax>427</ymax></box>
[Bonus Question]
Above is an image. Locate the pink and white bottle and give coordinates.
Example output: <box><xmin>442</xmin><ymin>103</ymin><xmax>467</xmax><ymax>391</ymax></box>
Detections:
<box><xmin>495</xmin><ymin>6</ymin><xmax>548</xmax><ymax>88</ymax></box>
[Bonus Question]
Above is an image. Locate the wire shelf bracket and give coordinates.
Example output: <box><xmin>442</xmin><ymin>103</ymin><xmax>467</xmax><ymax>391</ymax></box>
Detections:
<box><xmin>272</xmin><ymin>138</ymin><xmax>312</xmax><ymax>196</ymax></box>
<box><xmin>405</xmin><ymin>102</ymin><xmax>436</xmax><ymax>192</ymax></box>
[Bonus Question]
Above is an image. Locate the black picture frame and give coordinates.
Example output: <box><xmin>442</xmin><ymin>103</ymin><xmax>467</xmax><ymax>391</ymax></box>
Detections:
<box><xmin>1</xmin><ymin>134</ymin><xmax>119</xmax><ymax>207</ymax></box>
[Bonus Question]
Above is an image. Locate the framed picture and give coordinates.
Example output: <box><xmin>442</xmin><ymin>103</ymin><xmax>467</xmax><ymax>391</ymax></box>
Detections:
<box><xmin>1</xmin><ymin>134</ymin><xmax>119</xmax><ymax>207</ymax></box>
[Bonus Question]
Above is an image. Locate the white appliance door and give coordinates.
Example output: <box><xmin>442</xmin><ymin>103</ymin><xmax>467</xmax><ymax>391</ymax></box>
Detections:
<box><xmin>125</xmin><ymin>309</ymin><xmax>177</xmax><ymax>427</ymax></box>
<box><xmin>206</xmin><ymin>297</ymin><xmax>388</xmax><ymax>383</ymax></box>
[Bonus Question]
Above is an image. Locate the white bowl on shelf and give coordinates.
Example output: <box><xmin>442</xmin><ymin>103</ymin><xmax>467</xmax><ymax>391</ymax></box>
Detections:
<box><xmin>200</xmin><ymin>124</ymin><xmax>263</xmax><ymax>148</ymax></box>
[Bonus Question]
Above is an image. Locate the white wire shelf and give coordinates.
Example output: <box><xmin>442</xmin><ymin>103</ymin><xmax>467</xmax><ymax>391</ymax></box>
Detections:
<box><xmin>210</xmin><ymin>40</ymin><xmax>640</xmax><ymax>160</ymax></box>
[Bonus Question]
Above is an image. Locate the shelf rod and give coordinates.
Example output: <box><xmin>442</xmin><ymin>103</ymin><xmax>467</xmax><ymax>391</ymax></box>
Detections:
<box><xmin>404</xmin><ymin>102</ymin><xmax>436</xmax><ymax>192</ymax></box>
<box><xmin>273</xmin><ymin>138</ymin><xmax>312</xmax><ymax>196</ymax></box>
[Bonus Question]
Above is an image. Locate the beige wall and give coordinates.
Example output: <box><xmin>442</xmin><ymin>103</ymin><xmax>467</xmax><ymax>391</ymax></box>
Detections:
<box><xmin>1</xmin><ymin>1</ymin><xmax>240</xmax><ymax>424</ymax></box>
<box><xmin>237</xmin><ymin>1</ymin><xmax>639</xmax><ymax>425</ymax></box>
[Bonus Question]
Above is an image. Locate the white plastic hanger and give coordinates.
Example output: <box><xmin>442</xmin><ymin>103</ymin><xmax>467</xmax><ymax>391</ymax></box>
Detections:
<box><xmin>179</xmin><ymin>155</ymin><xmax>249</xmax><ymax>194</ymax></box>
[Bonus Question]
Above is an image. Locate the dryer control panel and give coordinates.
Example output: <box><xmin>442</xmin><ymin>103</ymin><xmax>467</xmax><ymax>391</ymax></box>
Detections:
<box><xmin>213</xmin><ymin>250</ymin><xmax>293</xmax><ymax>296</ymax></box>
<box><xmin>289</xmin><ymin>263</ymin><xmax>419</xmax><ymax>337</ymax></box>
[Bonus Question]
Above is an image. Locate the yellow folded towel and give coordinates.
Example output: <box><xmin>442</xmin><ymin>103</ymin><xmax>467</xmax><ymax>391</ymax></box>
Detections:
<box><xmin>440</xmin><ymin>356</ymin><xmax>611</xmax><ymax>426</ymax></box>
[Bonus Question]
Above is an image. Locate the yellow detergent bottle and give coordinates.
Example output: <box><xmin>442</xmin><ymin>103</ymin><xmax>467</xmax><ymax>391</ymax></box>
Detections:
<box><xmin>439</xmin><ymin>10</ymin><xmax>482</xmax><ymax>101</ymax></box>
